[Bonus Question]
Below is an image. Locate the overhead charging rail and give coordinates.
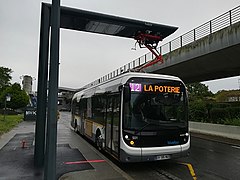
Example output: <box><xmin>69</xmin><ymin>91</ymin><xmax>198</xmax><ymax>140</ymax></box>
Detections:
<box><xmin>133</xmin><ymin>31</ymin><xmax>163</xmax><ymax>71</ymax></box>
<box><xmin>56</xmin><ymin>5</ymin><xmax>177</xmax><ymax>88</ymax></box>
<box><xmin>84</xmin><ymin>25</ymin><xmax>177</xmax><ymax>89</ymax></box>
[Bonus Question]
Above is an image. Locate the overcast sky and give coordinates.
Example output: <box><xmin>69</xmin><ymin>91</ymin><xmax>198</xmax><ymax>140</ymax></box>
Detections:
<box><xmin>1</xmin><ymin>0</ymin><xmax>240</xmax><ymax>93</ymax></box>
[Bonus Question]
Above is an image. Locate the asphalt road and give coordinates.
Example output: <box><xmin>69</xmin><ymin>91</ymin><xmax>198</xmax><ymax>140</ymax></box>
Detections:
<box><xmin>118</xmin><ymin>135</ymin><xmax>240</xmax><ymax>180</ymax></box>
<box><xmin>61</xmin><ymin>112</ymin><xmax>240</xmax><ymax>180</ymax></box>
<box><xmin>184</xmin><ymin>136</ymin><xmax>240</xmax><ymax>179</ymax></box>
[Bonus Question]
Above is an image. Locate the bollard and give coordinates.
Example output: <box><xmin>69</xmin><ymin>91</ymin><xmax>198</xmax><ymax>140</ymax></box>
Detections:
<box><xmin>21</xmin><ymin>140</ymin><xmax>27</xmax><ymax>148</ymax></box>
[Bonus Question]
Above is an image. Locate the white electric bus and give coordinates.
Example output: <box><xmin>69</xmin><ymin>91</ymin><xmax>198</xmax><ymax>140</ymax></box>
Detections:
<box><xmin>71</xmin><ymin>72</ymin><xmax>190</xmax><ymax>162</ymax></box>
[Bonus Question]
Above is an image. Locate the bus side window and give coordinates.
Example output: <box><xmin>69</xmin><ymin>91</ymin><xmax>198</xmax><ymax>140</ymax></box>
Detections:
<box><xmin>87</xmin><ymin>98</ymin><xmax>92</xmax><ymax>119</ymax></box>
<box><xmin>80</xmin><ymin>98</ymin><xmax>87</xmax><ymax>119</ymax></box>
<box><xmin>92</xmin><ymin>95</ymin><xmax>106</xmax><ymax>124</ymax></box>
<box><xmin>72</xmin><ymin>99</ymin><xmax>77</xmax><ymax>115</ymax></box>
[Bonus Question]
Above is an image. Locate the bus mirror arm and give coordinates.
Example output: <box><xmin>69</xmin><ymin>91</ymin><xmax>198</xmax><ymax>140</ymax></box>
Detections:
<box><xmin>123</xmin><ymin>85</ymin><xmax>130</xmax><ymax>102</ymax></box>
<box><xmin>118</xmin><ymin>85</ymin><xmax>123</xmax><ymax>92</ymax></box>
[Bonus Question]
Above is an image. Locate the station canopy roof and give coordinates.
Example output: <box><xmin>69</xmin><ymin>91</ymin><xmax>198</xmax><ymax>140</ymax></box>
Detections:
<box><xmin>45</xmin><ymin>3</ymin><xmax>178</xmax><ymax>40</ymax></box>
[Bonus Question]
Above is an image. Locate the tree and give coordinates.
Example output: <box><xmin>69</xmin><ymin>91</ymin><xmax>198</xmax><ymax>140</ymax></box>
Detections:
<box><xmin>0</xmin><ymin>66</ymin><xmax>12</xmax><ymax>90</ymax></box>
<box><xmin>187</xmin><ymin>82</ymin><xmax>214</xmax><ymax>122</ymax></box>
<box><xmin>187</xmin><ymin>82</ymin><xmax>213</xmax><ymax>100</ymax></box>
<box><xmin>0</xmin><ymin>83</ymin><xmax>29</xmax><ymax>110</ymax></box>
<box><xmin>189</xmin><ymin>98</ymin><xmax>208</xmax><ymax>122</ymax></box>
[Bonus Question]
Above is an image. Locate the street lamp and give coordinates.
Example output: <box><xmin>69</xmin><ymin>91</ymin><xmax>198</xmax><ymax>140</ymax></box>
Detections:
<box><xmin>4</xmin><ymin>94</ymin><xmax>11</xmax><ymax>121</ymax></box>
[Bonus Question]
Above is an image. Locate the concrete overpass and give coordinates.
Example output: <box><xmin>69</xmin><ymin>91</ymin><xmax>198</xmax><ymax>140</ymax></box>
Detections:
<box><xmin>58</xmin><ymin>87</ymin><xmax>78</xmax><ymax>111</ymax></box>
<box><xmin>58</xmin><ymin>87</ymin><xmax>86</xmax><ymax>111</ymax></box>
<box><xmin>91</xmin><ymin>5</ymin><xmax>240</xmax><ymax>85</ymax></box>
<box><xmin>144</xmin><ymin>20</ymin><xmax>240</xmax><ymax>83</ymax></box>
<box><xmin>137</xmin><ymin>6</ymin><xmax>240</xmax><ymax>83</ymax></box>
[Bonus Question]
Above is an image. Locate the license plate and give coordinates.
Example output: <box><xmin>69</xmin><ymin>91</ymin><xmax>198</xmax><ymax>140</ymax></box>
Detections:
<box><xmin>156</xmin><ymin>155</ymin><xmax>170</xmax><ymax>160</ymax></box>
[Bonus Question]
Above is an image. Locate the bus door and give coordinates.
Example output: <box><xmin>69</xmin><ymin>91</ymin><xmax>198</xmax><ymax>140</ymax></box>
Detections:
<box><xmin>105</xmin><ymin>94</ymin><xmax>120</xmax><ymax>157</ymax></box>
<box><xmin>79</xmin><ymin>98</ymin><xmax>86</xmax><ymax>134</ymax></box>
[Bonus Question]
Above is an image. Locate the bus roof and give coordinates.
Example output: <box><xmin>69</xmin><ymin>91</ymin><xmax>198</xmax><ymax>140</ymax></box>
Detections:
<box><xmin>73</xmin><ymin>72</ymin><xmax>184</xmax><ymax>100</ymax></box>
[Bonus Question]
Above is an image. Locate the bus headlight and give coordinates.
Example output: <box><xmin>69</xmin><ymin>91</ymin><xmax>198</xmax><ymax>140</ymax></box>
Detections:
<box><xmin>123</xmin><ymin>132</ymin><xmax>138</xmax><ymax>146</ymax></box>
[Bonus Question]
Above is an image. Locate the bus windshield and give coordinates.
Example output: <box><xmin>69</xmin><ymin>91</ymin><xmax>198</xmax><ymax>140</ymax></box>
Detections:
<box><xmin>123</xmin><ymin>78</ymin><xmax>188</xmax><ymax>131</ymax></box>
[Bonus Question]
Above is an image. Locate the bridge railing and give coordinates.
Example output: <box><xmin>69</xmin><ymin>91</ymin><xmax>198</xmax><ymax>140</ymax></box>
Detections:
<box><xmin>84</xmin><ymin>5</ymin><xmax>240</xmax><ymax>89</ymax></box>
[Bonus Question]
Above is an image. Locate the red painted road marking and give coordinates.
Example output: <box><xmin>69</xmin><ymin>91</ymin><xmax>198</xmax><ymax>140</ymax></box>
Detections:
<box><xmin>65</xmin><ymin>159</ymin><xmax>106</xmax><ymax>165</ymax></box>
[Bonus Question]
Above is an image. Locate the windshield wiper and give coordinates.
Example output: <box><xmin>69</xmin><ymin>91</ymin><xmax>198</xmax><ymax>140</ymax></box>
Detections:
<box><xmin>134</xmin><ymin>121</ymin><xmax>156</xmax><ymax>135</ymax></box>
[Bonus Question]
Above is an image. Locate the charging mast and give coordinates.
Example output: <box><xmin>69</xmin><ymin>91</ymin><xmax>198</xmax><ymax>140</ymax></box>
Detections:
<box><xmin>35</xmin><ymin>2</ymin><xmax>177</xmax><ymax>179</ymax></box>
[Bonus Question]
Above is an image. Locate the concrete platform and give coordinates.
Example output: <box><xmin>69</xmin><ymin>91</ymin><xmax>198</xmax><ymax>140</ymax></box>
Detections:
<box><xmin>0</xmin><ymin>112</ymin><xmax>132</xmax><ymax>180</ymax></box>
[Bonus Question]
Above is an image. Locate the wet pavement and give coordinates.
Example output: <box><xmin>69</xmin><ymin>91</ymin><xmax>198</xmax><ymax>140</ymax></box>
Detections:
<box><xmin>1</xmin><ymin>112</ymin><xmax>240</xmax><ymax>180</ymax></box>
<box><xmin>0</xmin><ymin>112</ymin><xmax>132</xmax><ymax>180</ymax></box>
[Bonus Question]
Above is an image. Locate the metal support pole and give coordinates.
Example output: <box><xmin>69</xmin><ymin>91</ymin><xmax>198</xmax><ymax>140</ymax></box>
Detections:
<box><xmin>44</xmin><ymin>0</ymin><xmax>60</xmax><ymax>179</ymax></box>
<box><xmin>193</xmin><ymin>29</ymin><xmax>196</xmax><ymax>41</ymax></box>
<box><xmin>34</xmin><ymin>3</ymin><xmax>50</xmax><ymax>168</ymax></box>
<box><xmin>180</xmin><ymin>36</ymin><xmax>183</xmax><ymax>47</ymax></box>
<box><xmin>229</xmin><ymin>10</ymin><xmax>232</xmax><ymax>26</ymax></box>
<box><xmin>210</xmin><ymin>21</ymin><xmax>212</xmax><ymax>34</ymax></box>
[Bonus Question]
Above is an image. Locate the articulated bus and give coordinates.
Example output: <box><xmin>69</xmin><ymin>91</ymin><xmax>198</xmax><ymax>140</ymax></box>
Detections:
<box><xmin>71</xmin><ymin>72</ymin><xmax>190</xmax><ymax>162</ymax></box>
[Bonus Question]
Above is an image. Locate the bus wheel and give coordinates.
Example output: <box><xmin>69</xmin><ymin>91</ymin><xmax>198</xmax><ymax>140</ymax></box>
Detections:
<box><xmin>95</xmin><ymin>131</ymin><xmax>103</xmax><ymax>151</ymax></box>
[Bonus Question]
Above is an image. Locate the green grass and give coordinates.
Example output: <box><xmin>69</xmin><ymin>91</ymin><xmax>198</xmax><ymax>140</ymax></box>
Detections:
<box><xmin>223</xmin><ymin>117</ymin><xmax>240</xmax><ymax>126</ymax></box>
<box><xmin>0</xmin><ymin>114</ymin><xmax>23</xmax><ymax>136</ymax></box>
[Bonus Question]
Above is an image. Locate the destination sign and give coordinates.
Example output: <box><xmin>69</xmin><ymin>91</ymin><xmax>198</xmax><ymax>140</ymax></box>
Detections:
<box><xmin>130</xmin><ymin>83</ymin><xmax>142</xmax><ymax>92</ymax></box>
<box><xmin>129</xmin><ymin>83</ymin><xmax>181</xmax><ymax>94</ymax></box>
<box><xmin>144</xmin><ymin>85</ymin><xmax>180</xmax><ymax>93</ymax></box>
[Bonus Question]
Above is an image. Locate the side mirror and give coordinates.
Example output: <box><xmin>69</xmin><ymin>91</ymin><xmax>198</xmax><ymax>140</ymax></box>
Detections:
<box><xmin>123</xmin><ymin>85</ymin><xmax>130</xmax><ymax>102</ymax></box>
